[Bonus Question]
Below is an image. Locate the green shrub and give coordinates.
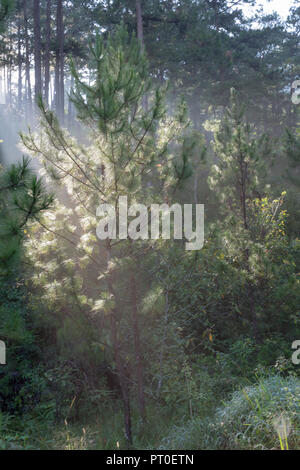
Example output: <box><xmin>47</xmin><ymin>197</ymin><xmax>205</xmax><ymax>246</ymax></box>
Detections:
<box><xmin>216</xmin><ymin>375</ymin><xmax>300</xmax><ymax>449</ymax></box>
<box><xmin>158</xmin><ymin>375</ymin><xmax>300</xmax><ymax>450</ymax></box>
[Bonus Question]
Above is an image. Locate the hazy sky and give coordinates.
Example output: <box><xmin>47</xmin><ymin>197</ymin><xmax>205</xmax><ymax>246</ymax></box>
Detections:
<box><xmin>243</xmin><ymin>0</ymin><xmax>297</xmax><ymax>19</ymax></box>
<box><xmin>262</xmin><ymin>0</ymin><xmax>296</xmax><ymax>17</ymax></box>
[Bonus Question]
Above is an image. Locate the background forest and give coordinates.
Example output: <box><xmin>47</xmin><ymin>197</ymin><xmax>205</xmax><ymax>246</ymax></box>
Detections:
<box><xmin>0</xmin><ymin>0</ymin><xmax>299</xmax><ymax>450</ymax></box>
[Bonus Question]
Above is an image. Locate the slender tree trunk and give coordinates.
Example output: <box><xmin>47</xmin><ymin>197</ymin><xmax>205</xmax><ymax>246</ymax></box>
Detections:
<box><xmin>24</xmin><ymin>0</ymin><xmax>32</xmax><ymax>119</ymax></box>
<box><xmin>17</xmin><ymin>14</ymin><xmax>22</xmax><ymax>109</ymax></box>
<box><xmin>130</xmin><ymin>267</ymin><xmax>146</xmax><ymax>423</ymax></box>
<box><xmin>54</xmin><ymin>54</ymin><xmax>59</xmax><ymax>111</ymax></box>
<box><xmin>6</xmin><ymin>57</ymin><xmax>8</xmax><ymax>101</ymax></box>
<box><xmin>157</xmin><ymin>289</ymin><xmax>169</xmax><ymax>395</ymax></box>
<box><xmin>50</xmin><ymin>72</ymin><xmax>54</xmax><ymax>107</ymax></box>
<box><xmin>44</xmin><ymin>0</ymin><xmax>51</xmax><ymax>106</ymax></box>
<box><xmin>33</xmin><ymin>0</ymin><xmax>42</xmax><ymax>100</ymax></box>
<box><xmin>59</xmin><ymin>0</ymin><xmax>64</xmax><ymax>121</ymax></box>
<box><xmin>4</xmin><ymin>66</ymin><xmax>7</xmax><ymax>102</ymax></box>
<box><xmin>136</xmin><ymin>1</ymin><xmax>144</xmax><ymax>51</ymax></box>
<box><xmin>111</xmin><ymin>316</ymin><xmax>132</xmax><ymax>446</ymax></box>
<box><xmin>106</xmin><ymin>239</ymin><xmax>132</xmax><ymax>446</ymax></box>
<box><xmin>136</xmin><ymin>1</ymin><xmax>148</xmax><ymax>110</ymax></box>
<box><xmin>55</xmin><ymin>0</ymin><xmax>64</xmax><ymax>122</ymax></box>
<box><xmin>55</xmin><ymin>0</ymin><xmax>60</xmax><ymax>114</ymax></box>
<box><xmin>8</xmin><ymin>37</ymin><xmax>12</xmax><ymax>107</ymax></box>
<box><xmin>239</xmin><ymin>160</ymin><xmax>248</xmax><ymax>230</ymax></box>
<box><xmin>68</xmin><ymin>73</ymin><xmax>74</xmax><ymax>129</ymax></box>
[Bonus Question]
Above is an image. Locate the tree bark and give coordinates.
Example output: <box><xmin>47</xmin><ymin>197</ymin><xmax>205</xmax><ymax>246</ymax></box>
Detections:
<box><xmin>33</xmin><ymin>0</ymin><xmax>42</xmax><ymax>100</ymax></box>
<box><xmin>55</xmin><ymin>0</ymin><xmax>61</xmax><ymax>115</ymax></box>
<box><xmin>55</xmin><ymin>0</ymin><xmax>64</xmax><ymax>122</ymax></box>
<box><xmin>106</xmin><ymin>239</ymin><xmax>132</xmax><ymax>446</ymax></box>
<box><xmin>130</xmin><ymin>268</ymin><xmax>146</xmax><ymax>423</ymax></box>
<box><xmin>24</xmin><ymin>0</ymin><xmax>32</xmax><ymax>119</ymax></box>
<box><xmin>8</xmin><ymin>37</ymin><xmax>12</xmax><ymax>106</ymax></box>
<box><xmin>44</xmin><ymin>0</ymin><xmax>51</xmax><ymax>106</ymax></box>
<box><xmin>136</xmin><ymin>1</ymin><xmax>148</xmax><ymax>110</ymax></box>
<box><xmin>136</xmin><ymin>1</ymin><xmax>144</xmax><ymax>51</ymax></box>
<box><xmin>68</xmin><ymin>73</ymin><xmax>74</xmax><ymax>129</ymax></box>
<box><xmin>17</xmin><ymin>8</ymin><xmax>22</xmax><ymax>109</ymax></box>
<box><xmin>59</xmin><ymin>0</ymin><xmax>64</xmax><ymax>122</ymax></box>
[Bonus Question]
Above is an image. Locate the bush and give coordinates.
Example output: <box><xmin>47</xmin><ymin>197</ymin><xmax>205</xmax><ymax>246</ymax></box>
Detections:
<box><xmin>216</xmin><ymin>375</ymin><xmax>300</xmax><ymax>449</ymax></box>
<box><xmin>158</xmin><ymin>375</ymin><xmax>300</xmax><ymax>450</ymax></box>
<box><xmin>0</xmin><ymin>275</ymin><xmax>45</xmax><ymax>414</ymax></box>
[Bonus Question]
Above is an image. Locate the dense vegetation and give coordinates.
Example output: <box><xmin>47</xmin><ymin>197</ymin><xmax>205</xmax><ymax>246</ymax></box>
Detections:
<box><xmin>0</xmin><ymin>0</ymin><xmax>299</xmax><ymax>450</ymax></box>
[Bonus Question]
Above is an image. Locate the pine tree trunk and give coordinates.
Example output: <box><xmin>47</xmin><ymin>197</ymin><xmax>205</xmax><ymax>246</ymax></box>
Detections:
<box><xmin>136</xmin><ymin>1</ymin><xmax>147</xmax><ymax>110</ymax></box>
<box><xmin>54</xmin><ymin>52</ymin><xmax>59</xmax><ymax>111</ymax></box>
<box><xmin>130</xmin><ymin>267</ymin><xmax>146</xmax><ymax>423</ymax></box>
<box><xmin>8</xmin><ymin>38</ymin><xmax>12</xmax><ymax>107</ymax></box>
<box><xmin>113</xmin><ymin>325</ymin><xmax>132</xmax><ymax>446</ymax></box>
<box><xmin>44</xmin><ymin>0</ymin><xmax>51</xmax><ymax>106</ymax></box>
<box><xmin>136</xmin><ymin>1</ymin><xmax>144</xmax><ymax>51</ymax></box>
<box><xmin>17</xmin><ymin>15</ymin><xmax>22</xmax><ymax>109</ymax></box>
<box><xmin>106</xmin><ymin>239</ymin><xmax>132</xmax><ymax>446</ymax></box>
<box><xmin>55</xmin><ymin>0</ymin><xmax>61</xmax><ymax>115</ymax></box>
<box><xmin>68</xmin><ymin>73</ymin><xmax>74</xmax><ymax>129</ymax></box>
<box><xmin>24</xmin><ymin>0</ymin><xmax>32</xmax><ymax>119</ymax></box>
<box><xmin>59</xmin><ymin>0</ymin><xmax>64</xmax><ymax>122</ymax></box>
<box><xmin>4</xmin><ymin>66</ymin><xmax>7</xmax><ymax>103</ymax></box>
<box><xmin>33</xmin><ymin>0</ymin><xmax>42</xmax><ymax>100</ymax></box>
<box><xmin>55</xmin><ymin>0</ymin><xmax>64</xmax><ymax>122</ymax></box>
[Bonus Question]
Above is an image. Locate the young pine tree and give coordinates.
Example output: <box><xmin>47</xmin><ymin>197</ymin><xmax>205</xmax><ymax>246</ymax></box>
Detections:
<box><xmin>208</xmin><ymin>88</ymin><xmax>274</xmax><ymax>231</ymax></box>
<box><xmin>21</xmin><ymin>27</ymin><xmax>189</xmax><ymax>445</ymax></box>
<box><xmin>202</xmin><ymin>91</ymin><xmax>299</xmax><ymax>342</ymax></box>
<box><xmin>165</xmin><ymin>95</ymin><xmax>300</xmax><ymax>360</ymax></box>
